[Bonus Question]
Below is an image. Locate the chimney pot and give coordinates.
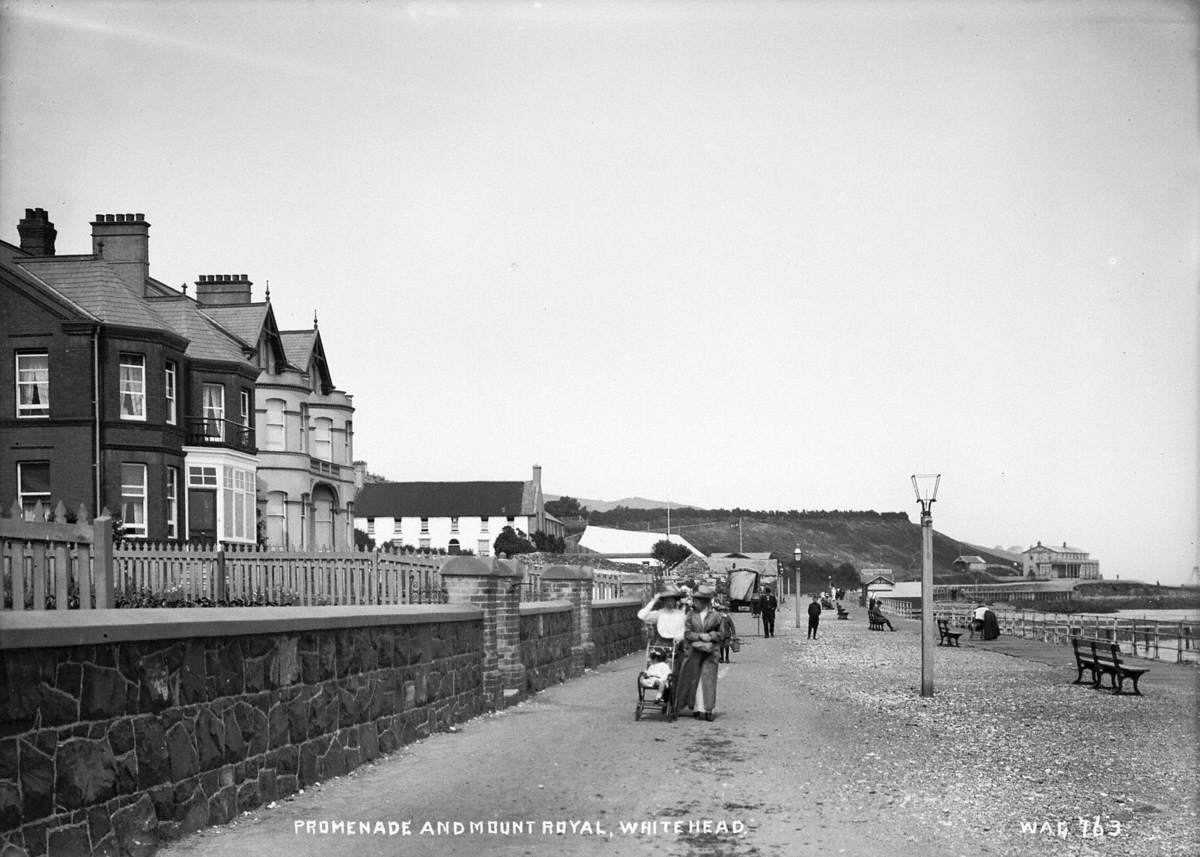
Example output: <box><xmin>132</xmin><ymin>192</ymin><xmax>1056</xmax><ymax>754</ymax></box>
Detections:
<box><xmin>17</xmin><ymin>206</ymin><xmax>57</xmax><ymax>255</ymax></box>
<box><xmin>135</xmin><ymin>213</ymin><xmax>144</xmax><ymax>220</ymax></box>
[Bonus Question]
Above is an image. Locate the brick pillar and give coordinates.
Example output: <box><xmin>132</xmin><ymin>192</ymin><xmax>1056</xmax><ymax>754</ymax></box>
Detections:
<box><xmin>442</xmin><ymin>556</ymin><xmax>526</xmax><ymax>708</ymax></box>
<box><xmin>542</xmin><ymin>564</ymin><xmax>595</xmax><ymax>673</ymax></box>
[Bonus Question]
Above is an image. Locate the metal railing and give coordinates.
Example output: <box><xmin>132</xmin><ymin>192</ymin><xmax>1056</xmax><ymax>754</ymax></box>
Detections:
<box><xmin>184</xmin><ymin>417</ymin><xmax>256</xmax><ymax>453</ymax></box>
<box><xmin>934</xmin><ymin>603</ymin><xmax>1199</xmax><ymax>664</ymax></box>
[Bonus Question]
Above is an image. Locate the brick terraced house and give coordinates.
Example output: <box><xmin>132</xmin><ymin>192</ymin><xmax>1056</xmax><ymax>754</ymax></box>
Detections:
<box><xmin>1</xmin><ymin>209</ymin><xmax>260</xmax><ymax>543</ymax></box>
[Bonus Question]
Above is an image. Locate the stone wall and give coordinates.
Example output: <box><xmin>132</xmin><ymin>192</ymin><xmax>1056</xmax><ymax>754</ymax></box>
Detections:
<box><xmin>591</xmin><ymin>600</ymin><xmax>647</xmax><ymax>665</ymax></box>
<box><xmin>518</xmin><ymin>605</ymin><xmax>573</xmax><ymax>693</ymax></box>
<box><xmin>0</xmin><ymin>607</ymin><xmax>482</xmax><ymax>857</ymax></box>
<box><xmin>0</xmin><ymin>562</ymin><xmax>651</xmax><ymax>857</ymax></box>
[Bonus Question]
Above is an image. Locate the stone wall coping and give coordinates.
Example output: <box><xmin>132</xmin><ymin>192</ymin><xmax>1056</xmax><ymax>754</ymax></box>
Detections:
<box><xmin>518</xmin><ymin>602</ymin><xmax>572</xmax><ymax>616</ymax></box>
<box><xmin>440</xmin><ymin>556</ymin><xmax>524</xmax><ymax>579</ymax></box>
<box><xmin>540</xmin><ymin>564</ymin><xmax>595</xmax><ymax>581</ymax></box>
<box><xmin>0</xmin><ymin>604</ymin><xmax>482</xmax><ymax>650</ymax></box>
<box><xmin>592</xmin><ymin>598</ymin><xmax>644</xmax><ymax>608</ymax></box>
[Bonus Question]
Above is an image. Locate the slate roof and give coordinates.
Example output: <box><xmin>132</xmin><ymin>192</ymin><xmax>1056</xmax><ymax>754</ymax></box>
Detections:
<box><xmin>280</xmin><ymin>330</ymin><xmax>318</xmax><ymax>368</ymax></box>
<box><xmin>356</xmin><ymin>481</ymin><xmax>536</xmax><ymax>518</ymax></box>
<box><xmin>150</xmin><ymin>298</ymin><xmax>251</xmax><ymax>363</ymax></box>
<box><xmin>204</xmin><ymin>302</ymin><xmax>271</xmax><ymax>347</ymax></box>
<box><xmin>18</xmin><ymin>256</ymin><xmax>173</xmax><ymax>330</ymax></box>
<box><xmin>1023</xmin><ymin>544</ymin><xmax>1088</xmax><ymax>556</ymax></box>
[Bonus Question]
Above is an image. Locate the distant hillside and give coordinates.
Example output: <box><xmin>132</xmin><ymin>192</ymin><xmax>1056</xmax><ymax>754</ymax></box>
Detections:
<box><xmin>546</xmin><ymin>495</ymin><xmax>692</xmax><ymax>514</ymax></box>
<box><xmin>583</xmin><ymin>506</ymin><xmax>1022</xmax><ymax>583</ymax></box>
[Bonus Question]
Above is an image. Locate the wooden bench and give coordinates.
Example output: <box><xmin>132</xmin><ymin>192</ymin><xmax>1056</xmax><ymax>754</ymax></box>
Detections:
<box><xmin>1071</xmin><ymin>638</ymin><xmax>1150</xmax><ymax>695</ymax></box>
<box><xmin>936</xmin><ymin>618</ymin><xmax>962</xmax><ymax>647</ymax></box>
<box><xmin>836</xmin><ymin>606</ymin><xmax>850</xmax><ymax>620</ymax></box>
<box><xmin>868</xmin><ymin>614</ymin><xmax>886</xmax><ymax>631</ymax></box>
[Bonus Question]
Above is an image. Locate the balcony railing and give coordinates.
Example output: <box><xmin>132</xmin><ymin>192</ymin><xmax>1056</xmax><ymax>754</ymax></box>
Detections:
<box><xmin>309</xmin><ymin>458</ymin><xmax>344</xmax><ymax>479</ymax></box>
<box><xmin>185</xmin><ymin>417</ymin><xmax>256</xmax><ymax>454</ymax></box>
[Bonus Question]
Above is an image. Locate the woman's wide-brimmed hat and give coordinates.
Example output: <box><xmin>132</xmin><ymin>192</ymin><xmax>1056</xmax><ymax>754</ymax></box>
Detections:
<box><xmin>691</xmin><ymin>585</ymin><xmax>716</xmax><ymax>601</ymax></box>
<box><xmin>658</xmin><ymin>584</ymin><xmax>684</xmax><ymax>598</ymax></box>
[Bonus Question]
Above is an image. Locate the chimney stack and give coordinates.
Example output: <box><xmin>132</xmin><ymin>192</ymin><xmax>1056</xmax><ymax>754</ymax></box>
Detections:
<box><xmin>194</xmin><ymin>274</ymin><xmax>253</xmax><ymax>307</ymax></box>
<box><xmin>91</xmin><ymin>213</ymin><xmax>150</xmax><ymax>292</ymax></box>
<box><xmin>18</xmin><ymin>208</ymin><xmax>57</xmax><ymax>256</ymax></box>
<box><xmin>532</xmin><ymin>464</ymin><xmax>542</xmax><ymax>491</ymax></box>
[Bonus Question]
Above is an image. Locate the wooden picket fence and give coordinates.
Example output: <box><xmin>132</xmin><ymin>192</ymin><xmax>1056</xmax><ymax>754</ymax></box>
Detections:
<box><xmin>114</xmin><ymin>542</ymin><xmax>449</xmax><ymax>606</ymax></box>
<box><xmin>3</xmin><ymin>498</ymin><xmax>653</xmax><ymax>610</ymax></box>
<box><xmin>1</xmin><ymin>500</ymin><xmax>115</xmax><ymax>610</ymax></box>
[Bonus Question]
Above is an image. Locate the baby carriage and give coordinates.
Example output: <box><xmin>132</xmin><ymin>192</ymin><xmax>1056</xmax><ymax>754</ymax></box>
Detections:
<box><xmin>634</xmin><ymin>641</ymin><xmax>677</xmax><ymax>721</ymax></box>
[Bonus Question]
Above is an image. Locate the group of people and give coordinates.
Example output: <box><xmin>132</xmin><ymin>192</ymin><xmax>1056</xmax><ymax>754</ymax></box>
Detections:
<box><xmin>638</xmin><ymin>583</ymin><xmax>769</xmax><ymax>721</ymax></box>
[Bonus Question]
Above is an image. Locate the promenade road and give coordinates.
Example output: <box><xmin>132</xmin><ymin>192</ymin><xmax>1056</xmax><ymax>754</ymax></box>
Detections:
<box><xmin>158</xmin><ymin>606</ymin><xmax>1199</xmax><ymax>857</ymax></box>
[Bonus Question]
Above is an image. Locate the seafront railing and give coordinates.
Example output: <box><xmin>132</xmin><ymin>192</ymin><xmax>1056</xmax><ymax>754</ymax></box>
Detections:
<box><xmin>934</xmin><ymin>604</ymin><xmax>1199</xmax><ymax>665</ymax></box>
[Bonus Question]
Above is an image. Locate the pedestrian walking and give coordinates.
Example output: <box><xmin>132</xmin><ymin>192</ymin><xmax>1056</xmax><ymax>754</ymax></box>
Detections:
<box><xmin>806</xmin><ymin>594</ymin><xmax>822</xmax><ymax>640</ymax></box>
<box><xmin>715</xmin><ymin>600</ymin><xmax>738</xmax><ymax>662</ymax></box>
<box><xmin>675</xmin><ymin>586</ymin><xmax>725</xmax><ymax>721</ymax></box>
<box><xmin>759</xmin><ymin>586</ymin><xmax>778</xmax><ymax>638</ymax></box>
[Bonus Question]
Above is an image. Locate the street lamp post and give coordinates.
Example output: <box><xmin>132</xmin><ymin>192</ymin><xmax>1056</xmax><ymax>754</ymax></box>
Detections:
<box><xmin>793</xmin><ymin>546</ymin><xmax>803</xmax><ymax>629</ymax></box>
<box><xmin>912</xmin><ymin>474</ymin><xmax>940</xmax><ymax>697</ymax></box>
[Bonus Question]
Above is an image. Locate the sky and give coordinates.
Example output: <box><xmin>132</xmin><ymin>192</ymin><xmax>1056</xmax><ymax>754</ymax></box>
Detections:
<box><xmin>1</xmin><ymin>0</ymin><xmax>1197</xmax><ymax>584</ymax></box>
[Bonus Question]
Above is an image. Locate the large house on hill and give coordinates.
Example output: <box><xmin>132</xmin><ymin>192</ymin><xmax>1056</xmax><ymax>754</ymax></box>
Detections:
<box><xmin>1021</xmin><ymin>541</ymin><xmax>1101</xmax><ymax>580</ymax></box>
<box><xmin>353</xmin><ymin>465</ymin><xmax>563</xmax><ymax>556</ymax></box>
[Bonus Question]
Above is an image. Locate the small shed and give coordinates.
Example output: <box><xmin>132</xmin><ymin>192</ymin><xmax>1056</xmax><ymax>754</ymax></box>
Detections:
<box><xmin>859</xmin><ymin>568</ymin><xmax>894</xmax><ymax>607</ymax></box>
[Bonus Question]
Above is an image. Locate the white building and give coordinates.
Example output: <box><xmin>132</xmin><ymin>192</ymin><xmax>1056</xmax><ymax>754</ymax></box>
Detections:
<box><xmin>1021</xmin><ymin>541</ymin><xmax>1101</xmax><ymax>580</ymax></box>
<box><xmin>353</xmin><ymin>465</ymin><xmax>563</xmax><ymax>556</ymax></box>
<box><xmin>574</xmin><ymin>525</ymin><xmax>703</xmax><ymax>567</ymax></box>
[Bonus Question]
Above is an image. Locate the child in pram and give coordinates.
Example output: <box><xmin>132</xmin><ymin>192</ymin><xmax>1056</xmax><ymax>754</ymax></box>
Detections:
<box><xmin>639</xmin><ymin>647</ymin><xmax>671</xmax><ymax>700</ymax></box>
<box><xmin>635</xmin><ymin>644</ymin><xmax>675</xmax><ymax>720</ymax></box>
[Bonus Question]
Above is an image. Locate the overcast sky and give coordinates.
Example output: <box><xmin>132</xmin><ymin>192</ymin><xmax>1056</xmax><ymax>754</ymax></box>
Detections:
<box><xmin>2</xmin><ymin>0</ymin><xmax>1196</xmax><ymax>584</ymax></box>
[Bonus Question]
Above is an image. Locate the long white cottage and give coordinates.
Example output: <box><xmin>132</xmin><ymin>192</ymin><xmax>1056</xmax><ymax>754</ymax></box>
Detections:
<box><xmin>353</xmin><ymin>465</ymin><xmax>564</xmax><ymax>556</ymax></box>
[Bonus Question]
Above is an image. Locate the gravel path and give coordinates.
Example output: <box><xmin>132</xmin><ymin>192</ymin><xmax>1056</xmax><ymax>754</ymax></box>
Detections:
<box><xmin>156</xmin><ymin>609</ymin><xmax>1199</xmax><ymax>857</ymax></box>
<box><xmin>778</xmin><ymin>613</ymin><xmax>1200</xmax><ymax>856</ymax></box>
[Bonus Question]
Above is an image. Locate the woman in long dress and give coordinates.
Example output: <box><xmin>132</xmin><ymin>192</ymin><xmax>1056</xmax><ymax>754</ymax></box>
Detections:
<box><xmin>637</xmin><ymin>586</ymin><xmax>688</xmax><ymax>699</ymax></box>
<box><xmin>674</xmin><ymin>586</ymin><xmax>725</xmax><ymax>721</ymax></box>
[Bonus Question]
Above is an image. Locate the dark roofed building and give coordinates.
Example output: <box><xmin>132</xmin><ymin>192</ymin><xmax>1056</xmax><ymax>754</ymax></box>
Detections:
<box><xmin>1</xmin><ymin>209</ymin><xmax>260</xmax><ymax>544</ymax></box>
<box><xmin>354</xmin><ymin>465</ymin><xmax>564</xmax><ymax>556</ymax></box>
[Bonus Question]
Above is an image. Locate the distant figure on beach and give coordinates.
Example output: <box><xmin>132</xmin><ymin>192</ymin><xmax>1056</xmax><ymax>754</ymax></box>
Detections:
<box><xmin>980</xmin><ymin>605</ymin><xmax>1000</xmax><ymax>641</ymax></box>
<box><xmin>970</xmin><ymin>603</ymin><xmax>987</xmax><ymax>640</ymax></box>
<box><xmin>807</xmin><ymin>595</ymin><xmax>822</xmax><ymax>639</ymax></box>
<box><xmin>759</xmin><ymin>586</ymin><xmax>778</xmax><ymax>638</ymax></box>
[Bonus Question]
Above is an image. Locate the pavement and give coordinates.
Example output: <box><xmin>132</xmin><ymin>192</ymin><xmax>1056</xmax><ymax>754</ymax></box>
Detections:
<box><xmin>155</xmin><ymin>606</ymin><xmax>1199</xmax><ymax>857</ymax></box>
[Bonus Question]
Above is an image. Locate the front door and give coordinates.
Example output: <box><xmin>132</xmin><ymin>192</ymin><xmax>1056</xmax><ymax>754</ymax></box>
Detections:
<box><xmin>188</xmin><ymin>489</ymin><xmax>216</xmax><ymax>543</ymax></box>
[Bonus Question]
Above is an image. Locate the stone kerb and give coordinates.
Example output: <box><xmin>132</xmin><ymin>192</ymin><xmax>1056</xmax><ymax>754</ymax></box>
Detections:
<box><xmin>541</xmin><ymin>565</ymin><xmax>596</xmax><ymax>672</ymax></box>
<box><xmin>441</xmin><ymin>557</ymin><xmax>527</xmax><ymax>707</ymax></box>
